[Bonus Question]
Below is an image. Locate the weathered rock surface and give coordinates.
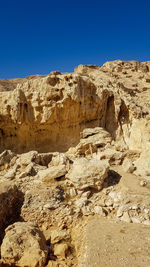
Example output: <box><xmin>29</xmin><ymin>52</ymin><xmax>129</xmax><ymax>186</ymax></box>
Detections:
<box><xmin>38</xmin><ymin>164</ymin><xmax>67</xmax><ymax>183</ymax></box>
<box><xmin>1</xmin><ymin>222</ymin><xmax>48</xmax><ymax>267</ymax></box>
<box><xmin>0</xmin><ymin>60</ymin><xmax>150</xmax><ymax>153</ymax></box>
<box><xmin>66</xmin><ymin>158</ymin><xmax>109</xmax><ymax>190</ymax></box>
<box><xmin>67</xmin><ymin>127</ymin><xmax>112</xmax><ymax>157</ymax></box>
<box><xmin>134</xmin><ymin>150</ymin><xmax>150</xmax><ymax>177</ymax></box>
<box><xmin>0</xmin><ymin>60</ymin><xmax>150</xmax><ymax>266</ymax></box>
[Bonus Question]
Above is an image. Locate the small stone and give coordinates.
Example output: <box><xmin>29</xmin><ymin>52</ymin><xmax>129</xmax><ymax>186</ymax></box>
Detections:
<box><xmin>122</xmin><ymin>158</ymin><xmax>135</xmax><ymax>173</ymax></box>
<box><xmin>43</xmin><ymin>201</ymin><xmax>59</xmax><ymax>210</ymax></box>
<box><xmin>117</xmin><ymin>208</ymin><xmax>123</xmax><ymax>217</ymax></box>
<box><xmin>81</xmin><ymin>206</ymin><xmax>92</xmax><ymax>215</ymax></box>
<box><xmin>94</xmin><ymin>206</ymin><xmax>106</xmax><ymax>216</ymax></box>
<box><xmin>121</xmin><ymin>211</ymin><xmax>131</xmax><ymax>223</ymax></box>
<box><xmin>140</xmin><ymin>180</ymin><xmax>147</xmax><ymax>187</ymax></box>
<box><xmin>75</xmin><ymin>197</ymin><xmax>88</xmax><ymax>208</ymax></box>
<box><xmin>81</xmin><ymin>191</ymin><xmax>91</xmax><ymax>198</ymax></box>
<box><xmin>4</xmin><ymin>168</ymin><xmax>16</xmax><ymax>180</ymax></box>
<box><xmin>104</xmin><ymin>198</ymin><xmax>113</xmax><ymax>207</ymax></box>
<box><xmin>143</xmin><ymin>220</ymin><xmax>150</xmax><ymax>226</ymax></box>
<box><xmin>131</xmin><ymin>204</ymin><xmax>138</xmax><ymax>210</ymax></box>
<box><xmin>144</xmin><ymin>208</ymin><xmax>149</xmax><ymax>214</ymax></box>
<box><xmin>131</xmin><ymin>217</ymin><xmax>141</xmax><ymax>224</ymax></box>
<box><xmin>69</xmin><ymin>188</ymin><xmax>77</xmax><ymax>197</ymax></box>
<box><xmin>50</xmin><ymin>230</ymin><xmax>70</xmax><ymax>244</ymax></box>
<box><xmin>54</xmin><ymin>243</ymin><xmax>68</xmax><ymax>258</ymax></box>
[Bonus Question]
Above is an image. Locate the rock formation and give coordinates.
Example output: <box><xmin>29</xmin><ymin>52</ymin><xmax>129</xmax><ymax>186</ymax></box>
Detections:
<box><xmin>0</xmin><ymin>60</ymin><xmax>150</xmax><ymax>266</ymax></box>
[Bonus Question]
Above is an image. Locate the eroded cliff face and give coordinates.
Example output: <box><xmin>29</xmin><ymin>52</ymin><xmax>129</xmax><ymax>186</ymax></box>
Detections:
<box><xmin>1</xmin><ymin>60</ymin><xmax>150</xmax><ymax>153</ymax></box>
<box><xmin>1</xmin><ymin>60</ymin><xmax>150</xmax><ymax>267</ymax></box>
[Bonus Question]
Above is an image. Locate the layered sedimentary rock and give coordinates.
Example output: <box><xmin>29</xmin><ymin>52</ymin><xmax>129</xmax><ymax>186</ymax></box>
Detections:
<box><xmin>0</xmin><ymin>60</ymin><xmax>150</xmax><ymax>153</ymax></box>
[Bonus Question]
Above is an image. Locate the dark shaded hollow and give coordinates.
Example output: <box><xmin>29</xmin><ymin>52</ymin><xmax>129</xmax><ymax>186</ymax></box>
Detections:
<box><xmin>0</xmin><ymin>189</ymin><xmax>24</xmax><ymax>246</ymax></box>
<box><xmin>103</xmin><ymin>170</ymin><xmax>122</xmax><ymax>188</ymax></box>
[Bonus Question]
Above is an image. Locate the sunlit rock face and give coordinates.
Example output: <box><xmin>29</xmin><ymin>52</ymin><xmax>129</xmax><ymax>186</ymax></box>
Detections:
<box><xmin>0</xmin><ymin>60</ymin><xmax>150</xmax><ymax>153</ymax></box>
<box><xmin>1</xmin><ymin>61</ymin><xmax>150</xmax><ymax>266</ymax></box>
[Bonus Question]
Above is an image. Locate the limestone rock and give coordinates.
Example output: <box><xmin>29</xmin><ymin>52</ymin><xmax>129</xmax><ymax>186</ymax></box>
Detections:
<box><xmin>49</xmin><ymin>152</ymin><xmax>68</xmax><ymax>167</ymax></box>
<box><xmin>134</xmin><ymin>150</ymin><xmax>150</xmax><ymax>177</ymax></box>
<box><xmin>38</xmin><ymin>164</ymin><xmax>67</xmax><ymax>183</ymax></box>
<box><xmin>66</xmin><ymin>158</ymin><xmax>109</xmax><ymax>190</ymax></box>
<box><xmin>1</xmin><ymin>222</ymin><xmax>48</xmax><ymax>267</ymax></box>
<box><xmin>67</xmin><ymin>127</ymin><xmax>112</xmax><ymax>157</ymax></box>
<box><xmin>4</xmin><ymin>166</ymin><xmax>17</xmax><ymax>180</ymax></box>
<box><xmin>94</xmin><ymin>148</ymin><xmax>123</xmax><ymax>165</ymax></box>
<box><xmin>0</xmin><ymin>150</ymin><xmax>15</xmax><ymax>167</ymax></box>
<box><xmin>0</xmin><ymin>61</ymin><xmax>150</xmax><ymax>154</ymax></box>
<box><xmin>121</xmin><ymin>211</ymin><xmax>131</xmax><ymax>223</ymax></box>
<box><xmin>122</xmin><ymin>158</ymin><xmax>135</xmax><ymax>173</ymax></box>
<box><xmin>54</xmin><ymin>243</ymin><xmax>68</xmax><ymax>258</ymax></box>
<box><xmin>16</xmin><ymin>151</ymin><xmax>38</xmax><ymax>166</ymax></box>
<box><xmin>50</xmin><ymin>230</ymin><xmax>70</xmax><ymax>244</ymax></box>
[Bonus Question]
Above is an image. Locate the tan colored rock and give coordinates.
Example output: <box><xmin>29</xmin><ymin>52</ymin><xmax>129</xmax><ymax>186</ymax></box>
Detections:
<box><xmin>49</xmin><ymin>152</ymin><xmax>68</xmax><ymax>166</ymax></box>
<box><xmin>4</xmin><ymin>166</ymin><xmax>17</xmax><ymax>180</ymax></box>
<box><xmin>1</xmin><ymin>222</ymin><xmax>48</xmax><ymax>267</ymax></box>
<box><xmin>50</xmin><ymin>230</ymin><xmax>70</xmax><ymax>244</ymax></box>
<box><xmin>121</xmin><ymin>211</ymin><xmax>131</xmax><ymax>223</ymax></box>
<box><xmin>0</xmin><ymin>150</ymin><xmax>15</xmax><ymax>167</ymax></box>
<box><xmin>16</xmin><ymin>151</ymin><xmax>38</xmax><ymax>166</ymax></box>
<box><xmin>94</xmin><ymin>148</ymin><xmax>123</xmax><ymax>165</ymax></box>
<box><xmin>66</xmin><ymin>158</ymin><xmax>109</xmax><ymax>190</ymax></box>
<box><xmin>54</xmin><ymin>243</ymin><xmax>68</xmax><ymax>258</ymax></box>
<box><xmin>0</xmin><ymin>60</ymin><xmax>150</xmax><ymax>154</ymax></box>
<box><xmin>38</xmin><ymin>164</ymin><xmax>67</xmax><ymax>183</ymax></box>
<box><xmin>122</xmin><ymin>158</ymin><xmax>135</xmax><ymax>173</ymax></box>
<box><xmin>46</xmin><ymin>261</ymin><xmax>59</xmax><ymax>267</ymax></box>
<box><xmin>43</xmin><ymin>229</ymin><xmax>70</xmax><ymax>244</ymax></box>
<box><xmin>70</xmin><ymin>127</ymin><xmax>112</xmax><ymax>156</ymax></box>
<box><xmin>134</xmin><ymin>150</ymin><xmax>150</xmax><ymax>177</ymax></box>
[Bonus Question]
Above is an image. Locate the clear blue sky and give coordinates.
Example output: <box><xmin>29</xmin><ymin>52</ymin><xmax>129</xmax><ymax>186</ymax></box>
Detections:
<box><xmin>0</xmin><ymin>0</ymin><xmax>150</xmax><ymax>78</ymax></box>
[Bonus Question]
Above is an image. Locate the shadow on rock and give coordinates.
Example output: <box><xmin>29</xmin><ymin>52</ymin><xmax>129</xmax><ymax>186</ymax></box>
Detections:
<box><xmin>0</xmin><ymin>183</ymin><xmax>24</xmax><ymax>246</ymax></box>
<box><xmin>103</xmin><ymin>170</ymin><xmax>122</xmax><ymax>188</ymax></box>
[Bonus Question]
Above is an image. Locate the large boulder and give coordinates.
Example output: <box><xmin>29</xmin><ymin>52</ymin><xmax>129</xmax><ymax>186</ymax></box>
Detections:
<box><xmin>66</xmin><ymin>158</ymin><xmax>109</xmax><ymax>190</ymax></box>
<box><xmin>1</xmin><ymin>222</ymin><xmax>48</xmax><ymax>267</ymax></box>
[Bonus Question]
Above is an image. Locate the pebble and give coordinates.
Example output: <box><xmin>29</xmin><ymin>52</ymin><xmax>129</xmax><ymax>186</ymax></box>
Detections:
<box><xmin>140</xmin><ymin>180</ymin><xmax>147</xmax><ymax>186</ymax></box>
<box><xmin>121</xmin><ymin>211</ymin><xmax>131</xmax><ymax>223</ymax></box>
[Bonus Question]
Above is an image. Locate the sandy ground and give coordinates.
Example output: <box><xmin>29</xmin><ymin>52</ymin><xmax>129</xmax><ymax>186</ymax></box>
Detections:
<box><xmin>79</xmin><ymin>217</ymin><xmax>150</xmax><ymax>267</ymax></box>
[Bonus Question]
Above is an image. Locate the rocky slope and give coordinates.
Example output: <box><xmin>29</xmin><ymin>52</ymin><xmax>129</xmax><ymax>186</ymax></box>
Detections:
<box><xmin>0</xmin><ymin>60</ymin><xmax>150</xmax><ymax>266</ymax></box>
